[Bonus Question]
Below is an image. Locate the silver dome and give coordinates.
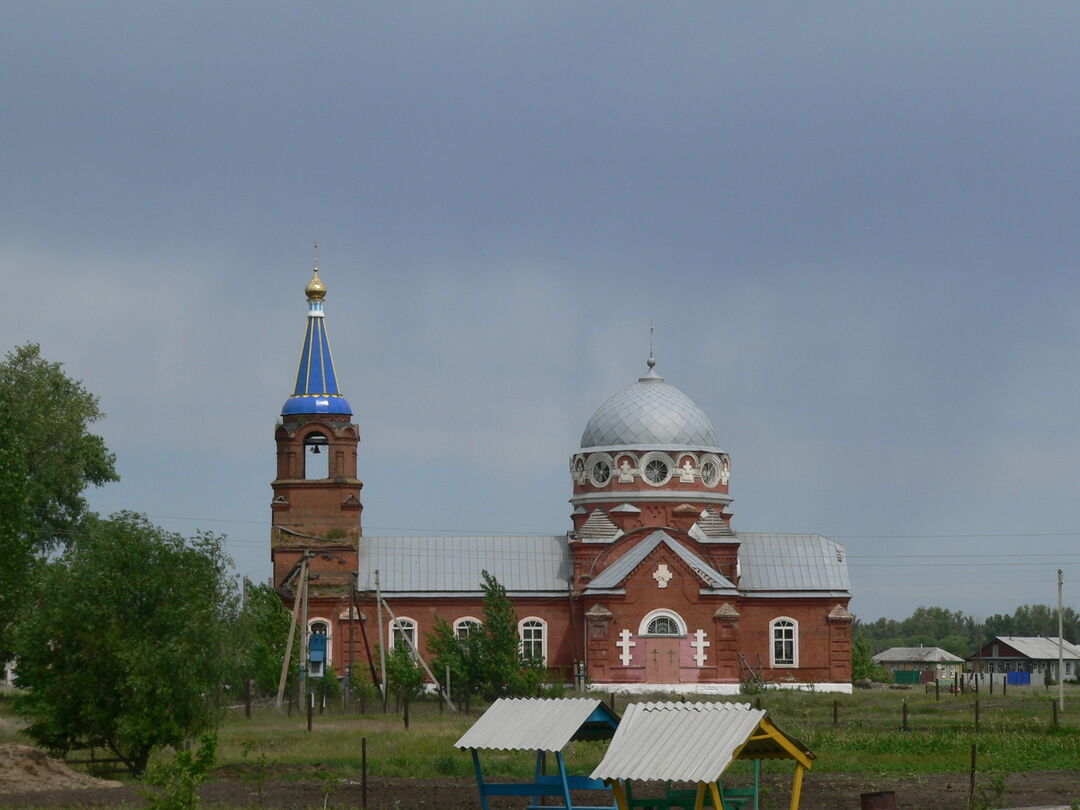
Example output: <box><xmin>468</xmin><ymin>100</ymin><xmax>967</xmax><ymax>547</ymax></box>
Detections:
<box><xmin>581</xmin><ymin>369</ymin><xmax>720</xmax><ymax>450</ymax></box>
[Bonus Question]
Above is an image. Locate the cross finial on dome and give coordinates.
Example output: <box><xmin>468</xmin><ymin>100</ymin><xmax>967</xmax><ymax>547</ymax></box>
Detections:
<box><xmin>305</xmin><ymin>240</ymin><xmax>327</xmax><ymax>300</ymax></box>
<box><xmin>641</xmin><ymin>318</ymin><xmax>663</xmax><ymax>381</ymax></box>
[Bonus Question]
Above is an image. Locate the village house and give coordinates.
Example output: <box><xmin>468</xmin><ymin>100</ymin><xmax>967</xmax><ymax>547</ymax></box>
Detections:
<box><xmin>967</xmin><ymin>636</ymin><xmax>1080</xmax><ymax>681</ymax></box>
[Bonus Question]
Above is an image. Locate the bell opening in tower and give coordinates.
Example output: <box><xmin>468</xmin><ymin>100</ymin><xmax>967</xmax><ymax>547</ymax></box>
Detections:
<box><xmin>304</xmin><ymin>432</ymin><xmax>329</xmax><ymax>479</ymax></box>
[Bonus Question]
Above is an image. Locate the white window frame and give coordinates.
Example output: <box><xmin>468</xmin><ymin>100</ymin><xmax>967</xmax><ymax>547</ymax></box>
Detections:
<box><xmin>770</xmin><ymin>617</ymin><xmax>798</xmax><ymax>668</ymax></box>
<box><xmin>388</xmin><ymin>616</ymin><xmax>418</xmax><ymax>651</ymax></box>
<box><xmin>639</xmin><ymin>451</ymin><xmax>674</xmax><ymax>487</ymax></box>
<box><xmin>453</xmin><ymin>616</ymin><xmax>483</xmax><ymax>640</ymax></box>
<box><xmin>519</xmin><ymin>617</ymin><xmax>548</xmax><ymax>665</ymax></box>
<box><xmin>638</xmin><ymin>608</ymin><xmax>687</xmax><ymax>637</ymax></box>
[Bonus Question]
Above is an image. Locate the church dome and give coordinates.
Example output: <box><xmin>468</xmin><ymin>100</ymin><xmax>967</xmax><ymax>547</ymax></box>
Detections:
<box><xmin>580</xmin><ymin>362</ymin><xmax>720</xmax><ymax>450</ymax></box>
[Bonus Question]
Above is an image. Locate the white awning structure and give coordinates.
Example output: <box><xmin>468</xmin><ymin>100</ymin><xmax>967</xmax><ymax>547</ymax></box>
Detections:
<box><xmin>455</xmin><ymin>697</ymin><xmax>619</xmax><ymax>752</ymax></box>
<box><xmin>590</xmin><ymin>701</ymin><xmax>815</xmax><ymax>810</ymax></box>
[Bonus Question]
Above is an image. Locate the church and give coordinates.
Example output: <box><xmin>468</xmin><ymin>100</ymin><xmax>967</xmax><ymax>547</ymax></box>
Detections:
<box><xmin>270</xmin><ymin>263</ymin><xmax>853</xmax><ymax>694</ymax></box>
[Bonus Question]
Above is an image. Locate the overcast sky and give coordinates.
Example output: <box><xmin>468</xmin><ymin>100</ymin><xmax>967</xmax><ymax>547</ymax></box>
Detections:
<box><xmin>3</xmin><ymin>2</ymin><xmax>1079</xmax><ymax>621</ymax></box>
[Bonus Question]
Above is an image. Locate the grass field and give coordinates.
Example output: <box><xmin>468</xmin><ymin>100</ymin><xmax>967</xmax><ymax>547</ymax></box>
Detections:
<box><xmin>4</xmin><ymin>684</ymin><xmax>1080</xmax><ymax>783</ymax></box>
<box><xmin>205</xmin><ymin>685</ymin><xmax>1080</xmax><ymax>781</ymax></box>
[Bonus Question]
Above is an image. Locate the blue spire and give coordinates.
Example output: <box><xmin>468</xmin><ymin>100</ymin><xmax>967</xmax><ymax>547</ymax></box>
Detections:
<box><xmin>281</xmin><ymin>252</ymin><xmax>352</xmax><ymax>417</ymax></box>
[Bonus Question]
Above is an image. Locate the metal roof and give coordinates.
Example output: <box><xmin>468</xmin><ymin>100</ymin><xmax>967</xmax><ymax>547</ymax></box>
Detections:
<box><xmin>455</xmin><ymin>698</ymin><xmax>619</xmax><ymax>752</ymax></box>
<box><xmin>591</xmin><ymin>702</ymin><xmax>809</xmax><ymax>783</ymax></box>
<box><xmin>873</xmin><ymin>646</ymin><xmax>965</xmax><ymax>664</ymax></box>
<box><xmin>581</xmin><ymin>366</ymin><xmax>720</xmax><ymax>450</ymax></box>
<box><xmin>356</xmin><ymin>535</ymin><xmax>571</xmax><ymax>594</ymax></box>
<box><xmin>983</xmin><ymin>637</ymin><xmax>1080</xmax><ymax>661</ymax></box>
<box><xmin>736</xmin><ymin>533</ymin><xmax>850</xmax><ymax>593</ymax></box>
<box><xmin>584</xmin><ymin>530</ymin><xmax>735</xmax><ymax>593</ymax></box>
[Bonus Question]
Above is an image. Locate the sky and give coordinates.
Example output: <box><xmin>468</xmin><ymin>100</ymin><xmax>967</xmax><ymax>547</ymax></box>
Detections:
<box><xmin>3</xmin><ymin>2</ymin><xmax>1079</xmax><ymax>621</ymax></box>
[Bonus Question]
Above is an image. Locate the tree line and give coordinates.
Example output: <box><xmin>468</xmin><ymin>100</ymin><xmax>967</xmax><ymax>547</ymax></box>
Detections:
<box><xmin>855</xmin><ymin>604</ymin><xmax>1080</xmax><ymax>659</ymax></box>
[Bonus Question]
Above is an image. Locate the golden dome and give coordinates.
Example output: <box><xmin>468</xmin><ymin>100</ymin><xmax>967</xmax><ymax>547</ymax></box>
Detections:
<box><xmin>305</xmin><ymin>269</ymin><xmax>327</xmax><ymax>300</ymax></box>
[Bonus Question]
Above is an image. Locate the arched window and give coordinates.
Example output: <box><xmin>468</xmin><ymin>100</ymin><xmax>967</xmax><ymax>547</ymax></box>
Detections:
<box><xmin>770</xmin><ymin>617</ymin><xmax>798</xmax><ymax>668</ymax></box>
<box><xmin>519</xmin><ymin>617</ymin><xmax>547</xmax><ymax>665</ymax></box>
<box><xmin>389</xmin><ymin>617</ymin><xmax>417</xmax><ymax>651</ymax></box>
<box><xmin>454</xmin><ymin>617</ymin><xmax>482</xmax><ymax>640</ymax></box>
<box><xmin>638</xmin><ymin>609</ymin><xmax>687</xmax><ymax>637</ymax></box>
<box><xmin>308</xmin><ymin>619</ymin><xmax>331</xmax><ymax>678</ymax></box>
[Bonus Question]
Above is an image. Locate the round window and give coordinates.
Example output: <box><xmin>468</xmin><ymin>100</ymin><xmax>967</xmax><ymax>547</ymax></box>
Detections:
<box><xmin>701</xmin><ymin>460</ymin><xmax>718</xmax><ymax>486</ymax></box>
<box><xmin>644</xmin><ymin>458</ymin><xmax>670</xmax><ymax>485</ymax></box>
<box><xmin>591</xmin><ymin>460</ymin><xmax>611</xmax><ymax>486</ymax></box>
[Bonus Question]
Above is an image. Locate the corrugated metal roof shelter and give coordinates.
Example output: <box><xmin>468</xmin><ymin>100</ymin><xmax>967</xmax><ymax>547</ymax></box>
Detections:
<box><xmin>456</xmin><ymin>698</ymin><xmax>621</xmax><ymax>810</ymax></box>
<box><xmin>590</xmin><ymin>701</ymin><xmax>814</xmax><ymax>810</ymax></box>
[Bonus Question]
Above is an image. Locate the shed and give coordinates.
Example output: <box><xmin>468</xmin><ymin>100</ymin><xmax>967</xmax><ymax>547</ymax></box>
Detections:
<box><xmin>456</xmin><ymin>697</ymin><xmax>621</xmax><ymax>810</ymax></box>
<box><xmin>590</xmin><ymin>701</ymin><xmax>814</xmax><ymax>810</ymax></box>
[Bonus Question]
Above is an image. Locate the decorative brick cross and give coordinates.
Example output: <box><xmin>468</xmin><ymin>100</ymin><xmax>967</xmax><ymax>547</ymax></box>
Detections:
<box><xmin>616</xmin><ymin>628</ymin><xmax>636</xmax><ymax>666</ymax></box>
<box><xmin>691</xmin><ymin>628</ymin><xmax>710</xmax><ymax>666</ymax></box>
<box><xmin>652</xmin><ymin>563</ymin><xmax>673</xmax><ymax>589</ymax></box>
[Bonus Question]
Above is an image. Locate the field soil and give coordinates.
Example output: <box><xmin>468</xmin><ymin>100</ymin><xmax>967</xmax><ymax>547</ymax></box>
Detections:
<box><xmin>0</xmin><ymin>771</ymin><xmax>1077</xmax><ymax>809</ymax></box>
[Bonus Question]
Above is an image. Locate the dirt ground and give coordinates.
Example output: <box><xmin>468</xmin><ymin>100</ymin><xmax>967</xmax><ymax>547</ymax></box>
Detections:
<box><xmin>0</xmin><ymin>771</ymin><xmax>1077</xmax><ymax>809</ymax></box>
<box><xmin>0</xmin><ymin>744</ymin><xmax>121</xmax><ymax>795</ymax></box>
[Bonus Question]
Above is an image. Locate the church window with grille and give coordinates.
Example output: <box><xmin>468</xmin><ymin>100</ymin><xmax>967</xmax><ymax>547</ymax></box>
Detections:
<box><xmin>647</xmin><ymin>615</ymin><xmax>680</xmax><ymax>635</ymax></box>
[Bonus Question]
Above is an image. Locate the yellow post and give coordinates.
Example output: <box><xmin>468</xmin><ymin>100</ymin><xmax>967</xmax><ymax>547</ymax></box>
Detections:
<box><xmin>788</xmin><ymin>762</ymin><xmax>806</xmax><ymax>810</ymax></box>
<box><xmin>611</xmin><ymin>780</ymin><xmax>630</xmax><ymax>810</ymax></box>
<box><xmin>693</xmin><ymin>782</ymin><xmax>707</xmax><ymax>810</ymax></box>
<box><xmin>708</xmin><ymin>781</ymin><xmax>727</xmax><ymax>810</ymax></box>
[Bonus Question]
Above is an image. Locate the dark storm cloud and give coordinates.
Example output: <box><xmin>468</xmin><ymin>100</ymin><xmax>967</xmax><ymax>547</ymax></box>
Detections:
<box><xmin>3</xmin><ymin>2</ymin><xmax>1079</xmax><ymax>617</ymax></box>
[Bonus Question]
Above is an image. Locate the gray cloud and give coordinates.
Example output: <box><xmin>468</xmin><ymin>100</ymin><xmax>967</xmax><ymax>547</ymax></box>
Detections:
<box><xmin>3</xmin><ymin>2</ymin><xmax>1079</xmax><ymax>618</ymax></box>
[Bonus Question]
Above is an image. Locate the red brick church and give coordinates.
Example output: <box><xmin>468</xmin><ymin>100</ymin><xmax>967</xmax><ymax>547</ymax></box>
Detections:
<box><xmin>271</xmin><ymin>263</ymin><xmax>853</xmax><ymax>693</ymax></box>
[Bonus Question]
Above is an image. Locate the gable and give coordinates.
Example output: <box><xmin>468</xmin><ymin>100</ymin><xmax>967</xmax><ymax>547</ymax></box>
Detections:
<box><xmin>583</xmin><ymin>530</ymin><xmax>735</xmax><ymax>593</ymax></box>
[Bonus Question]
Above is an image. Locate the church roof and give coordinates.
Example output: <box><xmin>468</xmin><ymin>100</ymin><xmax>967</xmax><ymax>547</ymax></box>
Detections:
<box><xmin>584</xmin><ymin>530</ymin><xmax>736</xmax><ymax>593</ymax></box>
<box><xmin>581</xmin><ymin>363</ymin><xmax>720</xmax><ymax>451</ymax></box>
<box><xmin>356</xmin><ymin>535</ymin><xmax>572</xmax><ymax>596</ymax></box>
<box><xmin>736</xmin><ymin>533</ymin><xmax>850</xmax><ymax>594</ymax></box>
<box><xmin>281</xmin><ymin>266</ymin><xmax>352</xmax><ymax>416</ymax></box>
<box><xmin>356</xmin><ymin>532</ymin><xmax>849</xmax><ymax>598</ymax></box>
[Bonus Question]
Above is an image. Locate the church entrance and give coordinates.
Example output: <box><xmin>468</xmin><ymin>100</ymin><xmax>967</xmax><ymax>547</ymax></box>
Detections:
<box><xmin>645</xmin><ymin>639</ymin><xmax>681</xmax><ymax>683</ymax></box>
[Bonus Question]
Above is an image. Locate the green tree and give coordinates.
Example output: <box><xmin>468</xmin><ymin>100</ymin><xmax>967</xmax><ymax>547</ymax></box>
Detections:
<box><xmin>383</xmin><ymin>644</ymin><xmax>425</xmax><ymax>700</ymax></box>
<box><xmin>850</xmin><ymin>634</ymin><xmax>890</xmax><ymax>682</ymax></box>
<box><xmin>477</xmin><ymin>570</ymin><xmax>526</xmax><ymax>700</ymax></box>
<box><xmin>233</xmin><ymin>581</ymin><xmax>295</xmax><ymax>695</ymax></box>
<box><xmin>0</xmin><ymin>343</ymin><xmax>118</xmax><ymax>648</ymax></box>
<box><xmin>10</xmin><ymin>512</ymin><xmax>236</xmax><ymax>775</ymax></box>
<box><xmin>427</xmin><ymin>616</ymin><xmax>484</xmax><ymax>710</ymax></box>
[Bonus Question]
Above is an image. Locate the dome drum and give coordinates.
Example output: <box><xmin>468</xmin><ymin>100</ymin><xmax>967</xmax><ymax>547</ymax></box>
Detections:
<box><xmin>570</xmin><ymin>450</ymin><xmax>729</xmax><ymax>490</ymax></box>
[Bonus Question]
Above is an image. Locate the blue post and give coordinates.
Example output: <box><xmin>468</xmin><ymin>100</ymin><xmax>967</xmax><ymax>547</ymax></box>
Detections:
<box><xmin>534</xmin><ymin>749</ymin><xmax>546</xmax><ymax>808</ymax></box>
<box><xmin>556</xmin><ymin>751</ymin><xmax>574</xmax><ymax>810</ymax></box>
<box><xmin>471</xmin><ymin>749</ymin><xmax>492</xmax><ymax>810</ymax></box>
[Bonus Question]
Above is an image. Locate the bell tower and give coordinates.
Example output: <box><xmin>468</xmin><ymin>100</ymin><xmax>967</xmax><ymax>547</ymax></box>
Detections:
<box><xmin>270</xmin><ymin>251</ymin><xmax>361</xmax><ymax>594</ymax></box>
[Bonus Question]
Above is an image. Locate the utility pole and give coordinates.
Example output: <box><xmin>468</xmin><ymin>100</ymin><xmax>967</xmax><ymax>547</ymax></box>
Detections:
<box><xmin>276</xmin><ymin>558</ymin><xmax>308</xmax><ymax>708</ymax></box>
<box><xmin>376</xmin><ymin>569</ymin><xmax>388</xmax><ymax>711</ymax></box>
<box><xmin>1058</xmin><ymin>568</ymin><xmax>1065</xmax><ymax>711</ymax></box>
<box><xmin>300</xmin><ymin>554</ymin><xmax>311</xmax><ymax>708</ymax></box>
